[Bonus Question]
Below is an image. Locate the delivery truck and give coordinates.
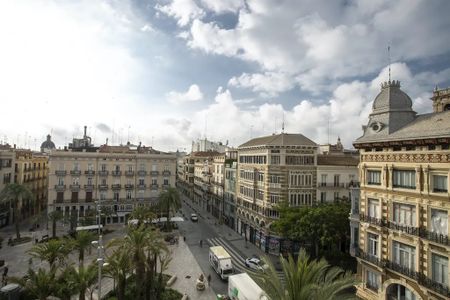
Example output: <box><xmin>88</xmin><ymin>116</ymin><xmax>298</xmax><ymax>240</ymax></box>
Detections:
<box><xmin>209</xmin><ymin>246</ymin><xmax>234</xmax><ymax>280</ymax></box>
<box><xmin>228</xmin><ymin>273</ymin><xmax>268</xmax><ymax>300</ymax></box>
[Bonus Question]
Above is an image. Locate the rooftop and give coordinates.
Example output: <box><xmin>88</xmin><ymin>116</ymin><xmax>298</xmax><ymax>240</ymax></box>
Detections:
<box><xmin>317</xmin><ymin>154</ymin><xmax>359</xmax><ymax>166</ymax></box>
<box><xmin>239</xmin><ymin>133</ymin><xmax>317</xmax><ymax>148</ymax></box>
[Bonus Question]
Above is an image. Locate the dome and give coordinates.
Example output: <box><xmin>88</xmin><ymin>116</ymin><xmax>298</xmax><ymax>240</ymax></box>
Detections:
<box><xmin>372</xmin><ymin>80</ymin><xmax>413</xmax><ymax>114</ymax></box>
<box><xmin>41</xmin><ymin>134</ymin><xmax>56</xmax><ymax>150</ymax></box>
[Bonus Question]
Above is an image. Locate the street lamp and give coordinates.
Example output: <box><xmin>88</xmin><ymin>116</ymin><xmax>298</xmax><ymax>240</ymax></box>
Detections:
<box><xmin>92</xmin><ymin>200</ymin><xmax>107</xmax><ymax>299</ymax></box>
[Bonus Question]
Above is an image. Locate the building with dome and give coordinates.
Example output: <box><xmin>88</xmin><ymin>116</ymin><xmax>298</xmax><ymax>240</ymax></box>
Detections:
<box><xmin>350</xmin><ymin>82</ymin><xmax>450</xmax><ymax>300</ymax></box>
<box><xmin>40</xmin><ymin>134</ymin><xmax>56</xmax><ymax>153</ymax></box>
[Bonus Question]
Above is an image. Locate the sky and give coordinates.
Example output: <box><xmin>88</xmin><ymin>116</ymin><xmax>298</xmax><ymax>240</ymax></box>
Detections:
<box><xmin>1</xmin><ymin>0</ymin><xmax>450</xmax><ymax>152</ymax></box>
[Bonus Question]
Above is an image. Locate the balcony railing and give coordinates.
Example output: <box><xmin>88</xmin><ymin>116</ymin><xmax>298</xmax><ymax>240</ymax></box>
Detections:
<box><xmin>318</xmin><ymin>182</ymin><xmax>346</xmax><ymax>188</ymax></box>
<box><xmin>419</xmin><ymin>228</ymin><xmax>450</xmax><ymax>246</ymax></box>
<box><xmin>54</xmin><ymin>184</ymin><xmax>66</xmax><ymax>191</ymax></box>
<box><xmin>354</xmin><ymin>248</ymin><xmax>384</xmax><ymax>268</ymax></box>
<box><xmin>387</xmin><ymin>221</ymin><xmax>419</xmax><ymax>236</ymax></box>
<box><xmin>137</xmin><ymin>184</ymin><xmax>146</xmax><ymax>189</ymax></box>
<box><xmin>162</xmin><ymin>170</ymin><xmax>171</xmax><ymax>176</ymax></box>
<box><xmin>85</xmin><ymin>170</ymin><xmax>95</xmax><ymax>175</ymax></box>
<box><xmin>111</xmin><ymin>184</ymin><xmax>121</xmax><ymax>190</ymax></box>
<box><xmin>70</xmin><ymin>170</ymin><xmax>81</xmax><ymax>176</ymax></box>
<box><xmin>70</xmin><ymin>184</ymin><xmax>80</xmax><ymax>191</ymax></box>
<box><xmin>137</xmin><ymin>170</ymin><xmax>147</xmax><ymax>176</ymax></box>
<box><xmin>125</xmin><ymin>184</ymin><xmax>134</xmax><ymax>189</ymax></box>
<box><xmin>112</xmin><ymin>171</ymin><xmax>122</xmax><ymax>176</ymax></box>
<box><xmin>98</xmin><ymin>184</ymin><xmax>108</xmax><ymax>190</ymax></box>
<box><xmin>366</xmin><ymin>282</ymin><xmax>379</xmax><ymax>293</ymax></box>
<box><xmin>151</xmin><ymin>184</ymin><xmax>159</xmax><ymax>189</ymax></box>
<box><xmin>55</xmin><ymin>170</ymin><xmax>67</xmax><ymax>176</ymax></box>
<box><xmin>98</xmin><ymin>170</ymin><xmax>109</xmax><ymax>176</ymax></box>
<box><xmin>360</xmin><ymin>214</ymin><xmax>384</xmax><ymax>227</ymax></box>
<box><xmin>150</xmin><ymin>171</ymin><xmax>159</xmax><ymax>176</ymax></box>
<box><xmin>84</xmin><ymin>184</ymin><xmax>94</xmax><ymax>190</ymax></box>
<box><xmin>125</xmin><ymin>171</ymin><xmax>134</xmax><ymax>176</ymax></box>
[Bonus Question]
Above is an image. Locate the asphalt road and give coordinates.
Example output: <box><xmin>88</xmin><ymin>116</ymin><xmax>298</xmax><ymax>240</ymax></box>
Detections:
<box><xmin>177</xmin><ymin>197</ymin><xmax>229</xmax><ymax>296</ymax></box>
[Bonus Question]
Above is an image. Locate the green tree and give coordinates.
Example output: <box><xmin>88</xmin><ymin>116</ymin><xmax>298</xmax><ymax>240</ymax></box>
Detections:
<box><xmin>104</xmin><ymin>247</ymin><xmax>133</xmax><ymax>300</ymax></box>
<box><xmin>129</xmin><ymin>206</ymin><xmax>155</xmax><ymax>226</ymax></box>
<box><xmin>252</xmin><ymin>250</ymin><xmax>357</xmax><ymax>300</ymax></box>
<box><xmin>48</xmin><ymin>210</ymin><xmax>63</xmax><ymax>238</ymax></box>
<box><xmin>0</xmin><ymin>183</ymin><xmax>33</xmax><ymax>239</ymax></box>
<box><xmin>54</xmin><ymin>267</ymin><xmax>79</xmax><ymax>300</ymax></box>
<box><xmin>144</xmin><ymin>229</ymin><xmax>168</xmax><ymax>300</ymax></box>
<box><xmin>158</xmin><ymin>187</ymin><xmax>180</xmax><ymax>231</ymax></box>
<box><xmin>70</xmin><ymin>230</ymin><xmax>95</xmax><ymax>267</ymax></box>
<box><xmin>27</xmin><ymin>239</ymin><xmax>71</xmax><ymax>270</ymax></box>
<box><xmin>66</xmin><ymin>264</ymin><xmax>98</xmax><ymax>300</ymax></box>
<box><xmin>10</xmin><ymin>268</ymin><xmax>56</xmax><ymax>300</ymax></box>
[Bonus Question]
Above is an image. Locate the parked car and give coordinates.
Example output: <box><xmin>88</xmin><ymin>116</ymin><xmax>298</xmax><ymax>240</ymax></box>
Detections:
<box><xmin>191</xmin><ymin>213</ymin><xmax>198</xmax><ymax>222</ymax></box>
<box><xmin>244</xmin><ymin>257</ymin><xmax>267</xmax><ymax>271</ymax></box>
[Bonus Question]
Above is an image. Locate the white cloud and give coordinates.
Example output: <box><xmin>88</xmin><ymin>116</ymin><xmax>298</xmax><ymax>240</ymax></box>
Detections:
<box><xmin>199</xmin><ymin>0</ymin><xmax>245</xmax><ymax>14</ymax></box>
<box><xmin>141</xmin><ymin>24</ymin><xmax>154</xmax><ymax>32</ymax></box>
<box><xmin>166</xmin><ymin>84</ymin><xmax>204</xmax><ymax>104</ymax></box>
<box><xmin>155</xmin><ymin>0</ymin><xmax>205</xmax><ymax>27</ymax></box>
<box><xmin>228</xmin><ymin>72</ymin><xmax>295</xmax><ymax>97</ymax></box>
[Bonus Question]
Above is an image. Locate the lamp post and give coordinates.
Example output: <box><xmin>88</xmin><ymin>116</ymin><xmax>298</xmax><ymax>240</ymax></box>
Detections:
<box><xmin>92</xmin><ymin>201</ymin><xmax>108</xmax><ymax>300</ymax></box>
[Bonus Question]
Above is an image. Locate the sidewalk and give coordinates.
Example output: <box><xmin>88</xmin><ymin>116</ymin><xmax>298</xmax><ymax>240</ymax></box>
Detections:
<box><xmin>166</xmin><ymin>239</ymin><xmax>216</xmax><ymax>300</ymax></box>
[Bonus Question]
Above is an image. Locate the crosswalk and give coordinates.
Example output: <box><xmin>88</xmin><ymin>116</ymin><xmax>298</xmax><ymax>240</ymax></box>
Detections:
<box><xmin>206</xmin><ymin>236</ymin><xmax>284</xmax><ymax>281</ymax></box>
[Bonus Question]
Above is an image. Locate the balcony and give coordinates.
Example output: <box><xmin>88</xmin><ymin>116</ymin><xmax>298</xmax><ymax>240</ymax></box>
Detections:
<box><xmin>387</xmin><ymin>221</ymin><xmax>419</xmax><ymax>236</ymax></box>
<box><xmin>366</xmin><ymin>282</ymin><xmax>379</xmax><ymax>293</ymax></box>
<box><xmin>125</xmin><ymin>171</ymin><xmax>134</xmax><ymax>177</ymax></box>
<box><xmin>162</xmin><ymin>170</ymin><xmax>171</xmax><ymax>176</ymax></box>
<box><xmin>137</xmin><ymin>184</ymin><xmax>146</xmax><ymax>189</ymax></box>
<box><xmin>125</xmin><ymin>184</ymin><xmax>134</xmax><ymax>189</ymax></box>
<box><xmin>55</xmin><ymin>170</ymin><xmax>67</xmax><ymax>176</ymax></box>
<box><xmin>112</xmin><ymin>171</ymin><xmax>122</xmax><ymax>176</ymax></box>
<box><xmin>419</xmin><ymin>228</ymin><xmax>450</xmax><ymax>246</ymax></box>
<box><xmin>98</xmin><ymin>184</ymin><xmax>108</xmax><ymax>190</ymax></box>
<box><xmin>98</xmin><ymin>170</ymin><xmax>109</xmax><ymax>176</ymax></box>
<box><xmin>360</xmin><ymin>214</ymin><xmax>384</xmax><ymax>227</ymax></box>
<box><xmin>354</xmin><ymin>248</ymin><xmax>384</xmax><ymax>268</ymax></box>
<box><xmin>70</xmin><ymin>184</ymin><xmax>80</xmax><ymax>191</ymax></box>
<box><xmin>151</xmin><ymin>184</ymin><xmax>159</xmax><ymax>190</ymax></box>
<box><xmin>85</xmin><ymin>170</ymin><xmax>95</xmax><ymax>175</ymax></box>
<box><xmin>111</xmin><ymin>184</ymin><xmax>122</xmax><ymax>190</ymax></box>
<box><xmin>54</xmin><ymin>184</ymin><xmax>66</xmax><ymax>191</ymax></box>
<box><xmin>137</xmin><ymin>170</ymin><xmax>147</xmax><ymax>176</ymax></box>
<box><xmin>318</xmin><ymin>182</ymin><xmax>346</xmax><ymax>188</ymax></box>
<box><xmin>70</xmin><ymin>170</ymin><xmax>81</xmax><ymax>176</ymax></box>
<box><xmin>84</xmin><ymin>184</ymin><xmax>95</xmax><ymax>190</ymax></box>
<box><xmin>269</xmin><ymin>183</ymin><xmax>281</xmax><ymax>188</ymax></box>
<box><xmin>150</xmin><ymin>171</ymin><xmax>159</xmax><ymax>176</ymax></box>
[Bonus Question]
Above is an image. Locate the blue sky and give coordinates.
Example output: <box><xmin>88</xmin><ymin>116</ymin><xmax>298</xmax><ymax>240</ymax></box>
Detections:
<box><xmin>1</xmin><ymin>0</ymin><xmax>450</xmax><ymax>151</ymax></box>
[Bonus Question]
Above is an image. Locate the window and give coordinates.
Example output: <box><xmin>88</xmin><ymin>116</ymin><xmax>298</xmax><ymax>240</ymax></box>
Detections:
<box><xmin>334</xmin><ymin>174</ymin><xmax>340</xmax><ymax>187</ymax></box>
<box><xmin>321</xmin><ymin>174</ymin><xmax>327</xmax><ymax>186</ymax></box>
<box><xmin>127</xmin><ymin>165</ymin><xmax>133</xmax><ymax>171</ymax></box>
<box><xmin>152</xmin><ymin>164</ymin><xmax>157</xmax><ymax>171</ymax></box>
<box><xmin>56</xmin><ymin>192</ymin><xmax>64</xmax><ymax>202</ymax></box>
<box><xmin>71</xmin><ymin>192</ymin><xmax>78</xmax><ymax>202</ymax></box>
<box><xmin>58</xmin><ymin>177</ymin><xmax>64</xmax><ymax>185</ymax></box>
<box><xmin>393</xmin><ymin>170</ymin><xmax>416</xmax><ymax>189</ymax></box>
<box><xmin>320</xmin><ymin>192</ymin><xmax>326</xmax><ymax>203</ymax></box>
<box><xmin>101</xmin><ymin>178</ymin><xmax>107</xmax><ymax>185</ymax></box>
<box><xmin>271</xmin><ymin>155</ymin><xmax>280</xmax><ymax>165</ymax></box>
<box><xmin>138</xmin><ymin>190</ymin><xmax>144</xmax><ymax>199</ymax></box>
<box><xmin>270</xmin><ymin>194</ymin><xmax>279</xmax><ymax>204</ymax></box>
<box><xmin>58</xmin><ymin>163</ymin><xmax>65</xmax><ymax>171</ymax></box>
<box><xmin>366</xmin><ymin>270</ymin><xmax>379</xmax><ymax>291</ymax></box>
<box><xmin>368</xmin><ymin>199</ymin><xmax>380</xmax><ymax>219</ymax></box>
<box><xmin>139</xmin><ymin>164</ymin><xmax>145</xmax><ymax>171</ymax></box>
<box><xmin>393</xmin><ymin>203</ymin><xmax>416</xmax><ymax>226</ymax></box>
<box><xmin>151</xmin><ymin>179</ymin><xmax>157</xmax><ymax>185</ymax></box>
<box><xmin>73</xmin><ymin>162</ymin><xmax>79</xmax><ymax>171</ymax></box>
<box><xmin>87</xmin><ymin>163</ymin><xmax>94</xmax><ymax>171</ymax></box>
<box><xmin>432</xmin><ymin>253</ymin><xmax>448</xmax><ymax>286</ymax></box>
<box><xmin>114</xmin><ymin>165</ymin><xmax>120</xmax><ymax>171</ymax></box>
<box><xmin>87</xmin><ymin>177</ymin><xmax>93</xmax><ymax>185</ymax></box>
<box><xmin>393</xmin><ymin>241</ymin><xmax>415</xmax><ymax>270</ymax></box>
<box><xmin>139</xmin><ymin>178</ymin><xmax>145</xmax><ymax>185</ymax></box>
<box><xmin>114</xmin><ymin>192</ymin><xmax>119</xmax><ymax>201</ymax></box>
<box><xmin>86</xmin><ymin>192</ymin><xmax>93</xmax><ymax>202</ymax></box>
<box><xmin>431</xmin><ymin>209</ymin><xmax>448</xmax><ymax>235</ymax></box>
<box><xmin>163</xmin><ymin>178</ymin><xmax>169</xmax><ymax>186</ymax></box>
<box><xmin>72</xmin><ymin>177</ymin><xmax>79</xmax><ymax>185</ymax></box>
<box><xmin>100</xmin><ymin>191</ymin><xmax>106</xmax><ymax>200</ymax></box>
<box><xmin>334</xmin><ymin>192</ymin><xmax>339</xmax><ymax>201</ymax></box>
<box><xmin>367</xmin><ymin>170</ymin><xmax>381</xmax><ymax>185</ymax></box>
<box><xmin>126</xmin><ymin>191</ymin><xmax>132</xmax><ymax>199</ymax></box>
<box><xmin>433</xmin><ymin>175</ymin><xmax>448</xmax><ymax>193</ymax></box>
<box><xmin>101</xmin><ymin>164</ymin><xmax>107</xmax><ymax>171</ymax></box>
<box><xmin>367</xmin><ymin>233</ymin><xmax>379</xmax><ymax>258</ymax></box>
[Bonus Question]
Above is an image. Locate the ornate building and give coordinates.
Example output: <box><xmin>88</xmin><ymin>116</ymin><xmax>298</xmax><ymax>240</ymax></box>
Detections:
<box><xmin>351</xmin><ymin>82</ymin><xmax>450</xmax><ymax>300</ymax></box>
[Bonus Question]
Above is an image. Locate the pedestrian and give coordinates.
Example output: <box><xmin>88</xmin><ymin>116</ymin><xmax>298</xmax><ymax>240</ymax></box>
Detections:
<box><xmin>183</xmin><ymin>236</ymin><xmax>186</xmax><ymax>242</ymax></box>
<box><xmin>207</xmin><ymin>274</ymin><xmax>211</xmax><ymax>287</ymax></box>
<box><xmin>199</xmin><ymin>239</ymin><xmax>203</xmax><ymax>247</ymax></box>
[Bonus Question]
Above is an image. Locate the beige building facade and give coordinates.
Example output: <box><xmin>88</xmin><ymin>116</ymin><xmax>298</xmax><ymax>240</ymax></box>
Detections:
<box><xmin>48</xmin><ymin>144</ymin><xmax>176</xmax><ymax>224</ymax></box>
<box><xmin>351</xmin><ymin>82</ymin><xmax>450</xmax><ymax>300</ymax></box>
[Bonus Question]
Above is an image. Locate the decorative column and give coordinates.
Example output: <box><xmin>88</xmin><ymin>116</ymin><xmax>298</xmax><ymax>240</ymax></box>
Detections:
<box><xmin>388</xmin><ymin>165</ymin><xmax>393</xmax><ymax>190</ymax></box>
<box><xmin>423</xmin><ymin>166</ymin><xmax>429</xmax><ymax>193</ymax></box>
<box><xmin>415</xmin><ymin>166</ymin><xmax>422</xmax><ymax>193</ymax></box>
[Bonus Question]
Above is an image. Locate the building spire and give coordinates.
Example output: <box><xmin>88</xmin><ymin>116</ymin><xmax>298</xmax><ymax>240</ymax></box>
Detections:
<box><xmin>388</xmin><ymin>45</ymin><xmax>391</xmax><ymax>82</ymax></box>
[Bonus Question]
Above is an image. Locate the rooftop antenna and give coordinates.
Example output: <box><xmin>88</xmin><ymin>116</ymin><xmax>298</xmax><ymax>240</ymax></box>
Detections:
<box><xmin>388</xmin><ymin>45</ymin><xmax>391</xmax><ymax>82</ymax></box>
<box><xmin>327</xmin><ymin>119</ymin><xmax>330</xmax><ymax>144</ymax></box>
<box><xmin>127</xmin><ymin>126</ymin><xmax>131</xmax><ymax>143</ymax></box>
<box><xmin>281</xmin><ymin>113</ymin><xmax>285</xmax><ymax>133</ymax></box>
<box><xmin>204</xmin><ymin>114</ymin><xmax>208</xmax><ymax>140</ymax></box>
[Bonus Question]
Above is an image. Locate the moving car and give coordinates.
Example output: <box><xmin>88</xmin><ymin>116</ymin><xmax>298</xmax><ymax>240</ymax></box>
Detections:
<box><xmin>244</xmin><ymin>257</ymin><xmax>266</xmax><ymax>271</ymax></box>
<box><xmin>191</xmin><ymin>213</ymin><xmax>198</xmax><ymax>222</ymax></box>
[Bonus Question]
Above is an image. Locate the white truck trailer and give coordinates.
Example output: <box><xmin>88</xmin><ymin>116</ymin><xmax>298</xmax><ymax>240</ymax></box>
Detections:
<box><xmin>209</xmin><ymin>246</ymin><xmax>234</xmax><ymax>280</ymax></box>
<box><xmin>228</xmin><ymin>273</ymin><xmax>268</xmax><ymax>300</ymax></box>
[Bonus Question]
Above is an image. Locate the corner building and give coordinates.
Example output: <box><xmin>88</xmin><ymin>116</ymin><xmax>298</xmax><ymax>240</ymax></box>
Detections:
<box><xmin>236</xmin><ymin>133</ymin><xmax>317</xmax><ymax>255</ymax></box>
<box><xmin>352</xmin><ymin>82</ymin><xmax>450</xmax><ymax>300</ymax></box>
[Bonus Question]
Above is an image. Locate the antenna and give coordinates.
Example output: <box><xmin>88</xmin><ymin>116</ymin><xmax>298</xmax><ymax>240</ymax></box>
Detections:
<box><xmin>281</xmin><ymin>113</ymin><xmax>285</xmax><ymax>133</ymax></box>
<box><xmin>204</xmin><ymin>114</ymin><xmax>207</xmax><ymax>140</ymax></box>
<box><xmin>388</xmin><ymin>45</ymin><xmax>391</xmax><ymax>82</ymax></box>
<box><xmin>327</xmin><ymin>119</ymin><xmax>330</xmax><ymax>144</ymax></box>
<box><xmin>127</xmin><ymin>126</ymin><xmax>131</xmax><ymax>143</ymax></box>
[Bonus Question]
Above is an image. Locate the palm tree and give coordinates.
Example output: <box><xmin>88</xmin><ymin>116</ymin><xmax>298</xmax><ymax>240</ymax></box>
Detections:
<box><xmin>123</xmin><ymin>226</ymin><xmax>148</xmax><ymax>300</ymax></box>
<box><xmin>158</xmin><ymin>187</ymin><xmax>180</xmax><ymax>231</ymax></box>
<box><xmin>104</xmin><ymin>247</ymin><xmax>133</xmax><ymax>300</ymax></box>
<box><xmin>54</xmin><ymin>267</ymin><xmax>79</xmax><ymax>300</ymax></box>
<box><xmin>251</xmin><ymin>250</ymin><xmax>357</xmax><ymax>300</ymax></box>
<box><xmin>0</xmin><ymin>183</ymin><xmax>33</xmax><ymax>239</ymax></box>
<box><xmin>9</xmin><ymin>268</ymin><xmax>56</xmax><ymax>300</ymax></box>
<box><xmin>70</xmin><ymin>230</ymin><xmax>95</xmax><ymax>267</ymax></box>
<box><xmin>66</xmin><ymin>264</ymin><xmax>98</xmax><ymax>300</ymax></box>
<box><xmin>48</xmin><ymin>210</ymin><xmax>63</xmax><ymax>238</ymax></box>
<box><xmin>144</xmin><ymin>229</ymin><xmax>168</xmax><ymax>300</ymax></box>
<box><xmin>128</xmin><ymin>206</ymin><xmax>155</xmax><ymax>226</ymax></box>
<box><xmin>27</xmin><ymin>239</ymin><xmax>71</xmax><ymax>270</ymax></box>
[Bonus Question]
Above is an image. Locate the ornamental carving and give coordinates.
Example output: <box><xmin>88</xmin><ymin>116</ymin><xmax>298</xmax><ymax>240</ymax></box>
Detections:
<box><xmin>363</xmin><ymin>153</ymin><xmax>450</xmax><ymax>163</ymax></box>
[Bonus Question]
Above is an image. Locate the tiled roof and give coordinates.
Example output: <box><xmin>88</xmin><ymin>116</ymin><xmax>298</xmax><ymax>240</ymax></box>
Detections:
<box><xmin>317</xmin><ymin>155</ymin><xmax>359</xmax><ymax>166</ymax></box>
<box><xmin>190</xmin><ymin>151</ymin><xmax>222</xmax><ymax>157</ymax></box>
<box><xmin>239</xmin><ymin>133</ymin><xmax>317</xmax><ymax>148</ymax></box>
<box><xmin>354</xmin><ymin>111</ymin><xmax>450</xmax><ymax>144</ymax></box>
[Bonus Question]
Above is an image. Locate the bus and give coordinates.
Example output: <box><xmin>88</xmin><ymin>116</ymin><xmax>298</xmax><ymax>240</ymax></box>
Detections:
<box><xmin>75</xmin><ymin>224</ymin><xmax>103</xmax><ymax>233</ymax></box>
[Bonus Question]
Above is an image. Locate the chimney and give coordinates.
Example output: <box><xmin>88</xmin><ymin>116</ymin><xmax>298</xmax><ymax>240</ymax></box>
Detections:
<box><xmin>84</xmin><ymin>126</ymin><xmax>87</xmax><ymax>138</ymax></box>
